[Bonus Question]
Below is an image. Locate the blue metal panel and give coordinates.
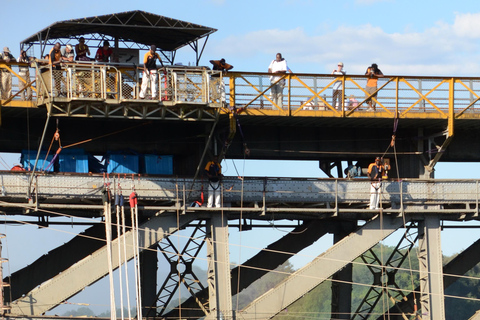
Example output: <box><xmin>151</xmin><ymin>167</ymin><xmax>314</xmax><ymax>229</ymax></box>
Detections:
<box><xmin>21</xmin><ymin>150</ymin><xmax>54</xmax><ymax>172</ymax></box>
<box><xmin>107</xmin><ymin>154</ymin><xmax>139</xmax><ymax>174</ymax></box>
<box><xmin>58</xmin><ymin>149</ymin><xmax>88</xmax><ymax>173</ymax></box>
<box><xmin>143</xmin><ymin>155</ymin><xmax>173</xmax><ymax>175</ymax></box>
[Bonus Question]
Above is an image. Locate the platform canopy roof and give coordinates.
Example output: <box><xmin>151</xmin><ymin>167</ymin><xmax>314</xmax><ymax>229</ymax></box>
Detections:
<box><xmin>21</xmin><ymin>10</ymin><xmax>217</xmax><ymax>61</ymax></box>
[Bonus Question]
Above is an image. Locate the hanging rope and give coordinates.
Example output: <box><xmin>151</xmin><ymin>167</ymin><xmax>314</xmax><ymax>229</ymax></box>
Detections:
<box><xmin>129</xmin><ymin>178</ymin><xmax>142</xmax><ymax>320</ymax></box>
<box><xmin>115</xmin><ymin>179</ymin><xmax>125</xmax><ymax>320</ymax></box>
<box><xmin>103</xmin><ymin>182</ymin><xmax>117</xmax><ymax>320</ymax></box>
<box><xmin>120</xmin><ymin>188</ymin><xmax>133</xmax><ymax>320</ymax></box>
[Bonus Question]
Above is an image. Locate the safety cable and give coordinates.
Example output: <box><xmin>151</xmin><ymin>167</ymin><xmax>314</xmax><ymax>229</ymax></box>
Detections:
<box><xmin>2</xmin><ymin>209</ymin><xmax>480</xmax><ymax>307</ymax></box>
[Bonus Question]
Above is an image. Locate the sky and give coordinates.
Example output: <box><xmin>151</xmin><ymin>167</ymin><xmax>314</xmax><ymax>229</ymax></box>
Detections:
<box><xmin>2</xmin><ymin>0</ymin><xmax>480</xmax><ymax>315</ymax></box>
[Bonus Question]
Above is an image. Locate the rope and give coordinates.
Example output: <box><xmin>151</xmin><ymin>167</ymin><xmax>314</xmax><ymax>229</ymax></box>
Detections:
<box><xmin>121</xmin><ymin>198</ymin><xmax>133</xmax><ymax>320</ymax></box>
<box><xmin>103</xmin><ymin>186</ymin><xmax>117</xmax><ymax>320</ymax></box>
<box><xmin>115</xmin><ymin>187</ymin><xmax>125</xmax><ymax>320</ymax></box>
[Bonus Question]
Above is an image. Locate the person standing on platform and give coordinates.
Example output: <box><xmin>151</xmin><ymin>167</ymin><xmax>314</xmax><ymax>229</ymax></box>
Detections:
<box><xmin>95</xmin><ymin>41</ymin><xmax>113</xmax><ymax>63</ymax></box>
<box><xmin>332</xmin><ymin>62</ymin><xmax>346</xmax><ymax>110</ymax></box>
<box><xmin>0</xmin><ymin>47</ymin><xmax>16</xmax><ymax>100</ymax></box>
<box><xmin>75</xmin><ymin>37</ymin><xmax>91</xmax><ymax>61</ymax></box>
<box><xmin>268</xmin><ymin>53</ymin><xmax>292</xmax><ymax>109</ymax></box>
<box><xmin>367</xmin><ymin>157</ymin><xmax>390</xmax><ymax>209</ymax></box>
<box><xmin>365</xmin><ymin>63</ymin><xmax>384</xmax><ymax>111</ymax></box>
<box><xmin>139</xmin><ymin>45</ymin><xmax>163</xmax><ymax>100</ymax></box>
<box><xmin>17</xmin><ymin>50</ymin><xmax>33</xmax><ymax>101</ymax></box>
<box><xmin>49</xmin><ymin>43</ymin><xmax>63</xmax><ymax>96</ymax></box>
<box><xmin>204</xmin><ymin>155</ymin><xmax>223</xmax><ymax>208</ymax></box>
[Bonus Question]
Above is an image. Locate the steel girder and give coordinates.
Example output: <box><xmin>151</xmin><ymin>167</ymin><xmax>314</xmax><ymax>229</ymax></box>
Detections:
<box><xmin>147</xmin><ymin>221</ymin><xmax>208</xmax><ymax>317</ymax></box>
<box><xmin>9</xmin><ymin>214</ymin><xmax>196</xmax><ymax>315</ymax></box>
<box><xmin>378</xmin><ymin>236</ymin><xmax>480</xmax><ymax>320</ymax></box>
<box><xmin>417</xmin><ymin>216</ymin><xmax>445</xmax><ymax>320</ymax></box>
<box><xmin>352</xmin><ymin>223</ymin><xmax>418</xmax><ymax>319</ymax></box>
<box><xmin>237</xmin><ymin>214</ymin><xmax>409</xmax><ymax>320</ymax></box>
<box><xmin>162</xmin><ymin>219</ymin><xmax>332</xmax><ymax>320</ymax></box>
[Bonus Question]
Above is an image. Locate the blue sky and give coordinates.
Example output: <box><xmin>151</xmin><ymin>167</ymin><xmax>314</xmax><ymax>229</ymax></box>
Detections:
<box><xmin>2</xmin><ymin>0</ymin><xmax>480</xmax><ymax>314</ymax></box>
<box><xmin>2</xmin><ymin>0</ymin><xmax>480</xmax><ymax>75</ymax></box>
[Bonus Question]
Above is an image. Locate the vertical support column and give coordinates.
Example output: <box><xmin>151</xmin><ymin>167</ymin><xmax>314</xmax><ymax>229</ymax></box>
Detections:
<box><xmin>418</xmin><ymin>216</ymin><xmax>445</xmax><ymax>320</ymax></box>
<box><xmin>140</xmin><ymin>247</ymin><xmax>158</xmax><ymax>316</ymax></box>
<box><xmin>331</xmin><ymin>221</ymin><xmax>356</xmax><ymax>319</ymax></box>
<box><xmin>206</xmin><ymin>215</ymin><xmax>232</xmax><ymax>320</ymax></box>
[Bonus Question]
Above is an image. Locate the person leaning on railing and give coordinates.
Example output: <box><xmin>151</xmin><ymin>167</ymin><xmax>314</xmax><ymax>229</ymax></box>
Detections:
<box><xmin>0</xmin><ymin>47</ymin><xmax>16</xmax><ymax>100</ymax></box>
<box><xmin>17</xmin><ymin>50</ymin><xmax>33</xmax><ymax>101</ymax></box>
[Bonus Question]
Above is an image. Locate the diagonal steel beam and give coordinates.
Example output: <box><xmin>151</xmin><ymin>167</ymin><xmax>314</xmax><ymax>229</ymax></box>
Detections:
<box><xmin>163</xmin><ymin>219</ymin><xmax>332</xmax><ymax>320</ymax></box>
<box><xmin>238</xmin><ymin>214</ymin><xmax>409</xmax><ymax>320</ymax></box>
<box><xmin>10</xmin><ymin>214</ymin><xmax>196</xmax><ymax>315</ymax></box>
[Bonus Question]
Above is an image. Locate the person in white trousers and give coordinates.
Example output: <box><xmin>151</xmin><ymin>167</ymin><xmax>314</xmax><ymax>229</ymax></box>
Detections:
<box><xmin>139</xmin><ymin>45</ymin><xmax>162</xmax><ymax>99</ymax></box>
<box><xmin>204</xmin><ymin>155</ymin><xmax>223</xmax><ymax>208</ymax></box>
<box><xmin>367</xmin><ymin>157</ymin><xmax>390</xmax><ymax>209</ymax></box>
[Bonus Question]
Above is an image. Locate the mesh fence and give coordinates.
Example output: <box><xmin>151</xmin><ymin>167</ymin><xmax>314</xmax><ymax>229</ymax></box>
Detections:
<box><xmin>171</xmin><ymin>70</ymin><xmax>208</xmax><ymax>103</ymax></box>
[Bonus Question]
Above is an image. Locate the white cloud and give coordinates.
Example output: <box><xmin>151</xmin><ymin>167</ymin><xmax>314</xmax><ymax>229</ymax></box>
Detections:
<box><xmin>207</xmin><ymin>13</ymin><xmax>480</xmax><ymax>76</ymax></box>
<box><xmin>453</xmin><ymin>12</ymin><xmax>480</xmax><ymax>38</ymax></box>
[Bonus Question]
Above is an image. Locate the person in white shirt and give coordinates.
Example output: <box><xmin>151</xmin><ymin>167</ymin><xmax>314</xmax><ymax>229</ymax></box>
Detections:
<box><xmin>331</xmin><ymin>62</ymin><xmax>346</xmax><ymax>110</ymax></box>
<box><xmin>268</xmin><ymin>53</ymin><xmax>292</xmax><ymax>108</ymax></box>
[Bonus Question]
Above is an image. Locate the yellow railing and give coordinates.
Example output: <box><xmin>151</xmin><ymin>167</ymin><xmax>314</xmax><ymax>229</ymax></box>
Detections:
<box><xmin>0</xmin><ymin>61</ymin><xmax>37</xmax><ymax>108</ymax></box>
<box><xmin>224</xmin><ymin>72</ymin><xmax>480</xmax><ymax>123</ymax></box>
<box><xmin>3</xmin><ymin>61</ymin><xmax>480</xmax><ymax>126</ymax></box>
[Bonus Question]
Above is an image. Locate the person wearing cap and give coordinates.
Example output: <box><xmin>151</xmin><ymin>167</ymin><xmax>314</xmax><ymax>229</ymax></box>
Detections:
<box><xmin>209</xmin><ymin>58</ymin><xmax>233</xmax><ymax>104</ymax></box>
<box><xmin>332</xmin><ymin>62</ymin><xmax>346</xmax><ymax>110</ymax></box>
<box><xmin>139</xmin><ymin>45</ymin><xmax>163</xmax><ymax>100</ymax></box>
<box><xmin>268</xmin><ymin>53</ymin><xmax>292</xmax><ymax>109</ymax></box>
<box><xmin>365</xmin><ymin>63</ymin><xmax>384</xmax><ymax>111</ymax></box>
<box><xmin>17</xmin><ymin>50</ymin><xmax>33</xmax><ymax>101</ymax></box>
<box><xmin>61</xmin><ymin>44</ymin><xmax>75</xmax><ymax>63</ymax></box>
<box><xmin>367</xmin><ymin>157</ymin><xmax>390</xmax><ymax>209</ymax></box>
<box><xmin>0</xmin><ymin>47</ymin><xmax>16</xmax><ymax>100</ymax></box>
<box><xmin>75</xmin><ymin>37</ymin><xmax>90</xmax><ymax>61</ymax></box>
<box><xmin>95</xmin><ymin>41</ymin><xmax>113</xmax><ymax>63</ymax></box>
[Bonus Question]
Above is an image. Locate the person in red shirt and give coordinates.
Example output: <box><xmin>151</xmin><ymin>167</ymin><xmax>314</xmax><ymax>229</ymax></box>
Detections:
<box><xmin>95</xmin><ymin>41</ymin><xmax>113</xmax><ymax>63</ymax></box>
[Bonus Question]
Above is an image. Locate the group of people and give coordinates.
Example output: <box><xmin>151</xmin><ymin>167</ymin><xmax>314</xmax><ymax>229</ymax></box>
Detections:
<box><xmin>202</xmin><ymin>155</ymin><xmax>391</xmax><ymax>210</ymax></box>
<box><xmin>0</xmin><ymin>46</ymin><xmax>34</xmax><ymax>100</ymax></box>
<box><xmin>267</xmin><ymin>53</ymin><xmax>384</xmax><ymax>111</ymax></box>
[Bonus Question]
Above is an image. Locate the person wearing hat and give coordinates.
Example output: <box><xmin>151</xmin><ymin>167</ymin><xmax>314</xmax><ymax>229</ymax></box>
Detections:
<box><xmin>95</xmin><ymin>41</ymin><xmax>113</xmax><ymax>63</ymax></box>
<box><xmin>17</xmin><ymin>50</ymin><xmax>33</xmax><ymax>101</ymax></box>
<box><xmin>367</xmin><ymin>157</ymin><xmax>390</xmax><ymax>209</ymax></box>
<box><xmin>332</xmin><ymin>62</ymin><xmax>346</xmax><ymax>110</ymax></box>
<box><xmin>0</xmin><ymin>47</ymin><xmax>16</xmax><ymax>100</ymax></box>
<box><xmin>61</xmin><ymin>44</ymin><xmax>75</xmax><ymax>63</ymax></box>
<box><xmin>139</xmin><ymin>45</ymin><xmax>163</xmax><ymax>100</ymax></box>
<box><xmin>365</xmin><ymin>63</ymin><xmax>384</xmax><ymax>111</ymax></box>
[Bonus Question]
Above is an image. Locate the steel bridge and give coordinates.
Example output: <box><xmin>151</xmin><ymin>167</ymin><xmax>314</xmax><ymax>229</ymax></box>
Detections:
<box><xmin>2</xmin><ymin>62</ymin><xmax>480</xmax><ymax>320</ymax></box>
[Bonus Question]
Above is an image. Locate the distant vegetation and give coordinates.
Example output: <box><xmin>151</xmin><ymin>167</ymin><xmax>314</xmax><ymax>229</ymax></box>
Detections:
<box><xmin>62</xmin><ymin>244</ymin><xmax>480</xmax><ymax>319</ymax></box>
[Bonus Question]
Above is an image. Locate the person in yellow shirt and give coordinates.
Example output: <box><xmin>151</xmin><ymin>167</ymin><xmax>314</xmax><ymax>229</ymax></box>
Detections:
<box><xmin>365</xmin><ymin>63</ymin><xmax>384</xmax><ymax>111</ymax></box>
<box><xmin>367</xmin><ymin>157</ymin><xmax>390</xmax><ymax>209</ymax></box>
<box><xmin>139</xmin><ymin>45</ymin><xmax>162</xmax><ymax>99</ymax></box>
